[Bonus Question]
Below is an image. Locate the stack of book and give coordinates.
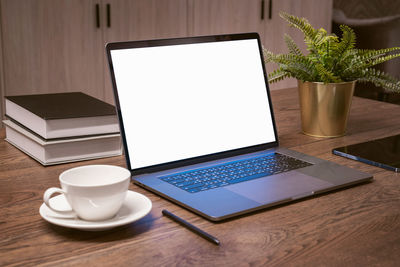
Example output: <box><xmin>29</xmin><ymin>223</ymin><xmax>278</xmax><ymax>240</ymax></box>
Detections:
<box><xmin>3</xmin><ymin>92</ymin><xmax>122</xmax><ymax>165</ymax></box>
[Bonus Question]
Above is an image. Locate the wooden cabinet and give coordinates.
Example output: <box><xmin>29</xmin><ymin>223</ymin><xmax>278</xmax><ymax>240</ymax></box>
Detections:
<box><xmin>0</xmin><ymin>0</ymin><xmax>105</xmax><ymax>100</ymax></box>
<box><xmin>188</xmin><ymin>0</ymin><xmax>264</xmax><ymax>36</ymax></box>
<box><xmin>0</xmin><ymin>0</ymin><xmax>188</xmax><ymax>107</ymax></box>
<box><xmin>103</xmin><ymin>0</ymin><xmax>187</xmax><ymax>42</ymax></box>
<box><xmin>0</xmin><ymin>0</ymin><xmax>332</xmax><ymax>121</ymax></box>
<box><xmin>102</xmin><ymin>0</ymin><xmax>188</xmax><ymax>102</ymax></box>
<box><xmin>188</xmin><ymin>0</ymin><xmax>332</xmax><ymax>90</ymax></box>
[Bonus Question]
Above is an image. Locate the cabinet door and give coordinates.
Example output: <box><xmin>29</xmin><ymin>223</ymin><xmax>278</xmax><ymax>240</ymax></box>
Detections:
<box><xmin>102</xmin><ymin>0</ymin><xmax>187</xmax><ymax>42</ymax></box>
<box><xmin>101</xmin><ymin>0</ymin><xmax>188</xmax><ymax>103</ymax></box>
<box><xmin>189</xmin><ymin>0</ymin><xmax>264</xmax><ymax>36</ymax></box>
<box><xmin>0</xmin><ymin>0</ymin><xmax>105</xmax><ymax>100</ymax></box>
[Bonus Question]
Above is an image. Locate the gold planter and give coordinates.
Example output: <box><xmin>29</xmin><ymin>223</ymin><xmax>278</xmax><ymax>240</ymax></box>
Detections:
<box><xmin>298</xmin><ymin>80</ymin><xmax>356</xmax><ymax>138</ymax></box>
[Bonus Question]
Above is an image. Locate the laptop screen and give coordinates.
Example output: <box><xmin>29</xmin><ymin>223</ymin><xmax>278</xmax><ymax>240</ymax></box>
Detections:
<box><xmin>108</xmin><ymin>34</ymin><xmax>277</xmax><ymax>171</ymax></box>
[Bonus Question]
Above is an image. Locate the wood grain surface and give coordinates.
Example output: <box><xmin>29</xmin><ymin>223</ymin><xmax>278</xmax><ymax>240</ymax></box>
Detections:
<box><xmin>1</xmin><ymin>88</ymin><xmax>400</xmax><ymax>266</ymax></box>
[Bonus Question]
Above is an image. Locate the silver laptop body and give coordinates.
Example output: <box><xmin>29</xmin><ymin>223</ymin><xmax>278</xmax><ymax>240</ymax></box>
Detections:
<box><xmin>106</xmin><ymin>33</ymin><xmax>372</xmax><ymax>221</ymax></box>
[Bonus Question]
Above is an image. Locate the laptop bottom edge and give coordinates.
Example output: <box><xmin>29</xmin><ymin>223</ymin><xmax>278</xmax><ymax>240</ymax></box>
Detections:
<box><xmin>133</xmin><ymin>174</ymin><xmax>372</xmax><ymax>222</ymax></box>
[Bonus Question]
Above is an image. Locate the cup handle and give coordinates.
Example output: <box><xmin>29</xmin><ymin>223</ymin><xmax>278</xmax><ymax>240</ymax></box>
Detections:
<box><xmin>43</xmin><ymin>187</ymin><xmax>76</xmax><ymax>218</ymax></box>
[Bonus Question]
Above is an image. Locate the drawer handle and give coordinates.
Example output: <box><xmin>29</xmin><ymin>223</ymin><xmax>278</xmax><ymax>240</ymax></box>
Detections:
<box><xmin>107</xmin><ymin>4</ymin><xmax>111</xmax><ymax>28</ymax></box>
<box><xmin>96</xmin><ymin>4</ymin><xmax>100</xmax><ymax>28</ymax></box>
<box><xmin>261</xmin><ymin>0</ymin><xmax>265</xmax><ymax>20</ymax></box>
<box><xmin>269</xmin><ymin>0</ymin><xmax>272</xmax><ymax>19</ymax></box>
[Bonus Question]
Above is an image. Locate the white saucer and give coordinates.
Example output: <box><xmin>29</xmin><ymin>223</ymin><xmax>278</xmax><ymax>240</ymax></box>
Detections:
<box><xmin>39</xmin><ymin>190</ymin><xmax>152</xmax><ymax>231</ymax></box>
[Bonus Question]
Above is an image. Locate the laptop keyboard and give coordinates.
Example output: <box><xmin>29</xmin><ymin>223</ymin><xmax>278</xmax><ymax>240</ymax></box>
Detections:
<box><xmin>159</xmin><ymin>153</ymin><xmax>312</xmax><ymax>193</ymax></box>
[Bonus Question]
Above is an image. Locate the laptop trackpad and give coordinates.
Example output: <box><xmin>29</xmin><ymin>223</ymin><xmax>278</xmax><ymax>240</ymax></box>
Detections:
<box><xmin>227</xmin><ymin>171</ymin><xmax>334</xmax><ymax>204</ymax></box>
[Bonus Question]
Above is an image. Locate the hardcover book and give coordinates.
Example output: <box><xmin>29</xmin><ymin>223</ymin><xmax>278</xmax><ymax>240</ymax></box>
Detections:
<box><xmin>3</xmin><ymin>120</ymin><xmax>122</xmax><ymax>166</ymax></box>
<box><xmin>5</xmin><ymin>92</ymin><xmax>119</xmax><ymax>139</ymax></box>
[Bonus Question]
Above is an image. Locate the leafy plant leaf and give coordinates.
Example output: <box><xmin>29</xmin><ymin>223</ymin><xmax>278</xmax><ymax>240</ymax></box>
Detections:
<box><xmin>264</xmin><ymin>12</ymin><xmax>400</xmax><ymax>92</ymax></box>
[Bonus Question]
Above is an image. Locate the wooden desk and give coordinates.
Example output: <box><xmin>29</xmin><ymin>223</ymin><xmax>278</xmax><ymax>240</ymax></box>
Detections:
<box><xmin>1</xmin><ymin>88</ymin><xmax>400</xmax><ymax>266</ymax></box>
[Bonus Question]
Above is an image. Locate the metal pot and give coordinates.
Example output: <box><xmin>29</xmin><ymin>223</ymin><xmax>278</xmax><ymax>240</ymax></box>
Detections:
<box><xmin>297</xmin><ymin>80</ymin><xmax>356</xmax><ymax>137</ymax></box>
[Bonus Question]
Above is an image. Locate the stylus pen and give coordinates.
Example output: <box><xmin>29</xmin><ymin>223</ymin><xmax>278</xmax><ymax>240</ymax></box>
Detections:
<box><xmin>162</xmin><ymin>209</ymin><xmax>220</xmax><ymax>246</ymax></box>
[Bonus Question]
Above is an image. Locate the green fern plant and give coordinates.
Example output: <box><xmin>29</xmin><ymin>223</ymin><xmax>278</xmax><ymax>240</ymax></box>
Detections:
<box><xmin>264</xmin><ymin>12</ymin><xmax>400</xmax><ymax>92</ymax></box>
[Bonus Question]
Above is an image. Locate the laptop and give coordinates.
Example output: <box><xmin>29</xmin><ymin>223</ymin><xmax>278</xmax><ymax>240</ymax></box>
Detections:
<box><xmin>106</xmin><ymin>33</ymin><xmax>372</xmax><ymax>221</ymax></box>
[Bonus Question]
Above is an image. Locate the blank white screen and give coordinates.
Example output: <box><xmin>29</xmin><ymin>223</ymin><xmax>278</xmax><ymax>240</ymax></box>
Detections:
<box><xmin>111</xmin><ymin>39</ymin><xmax>276</xmax><ymax>169</ymax></box>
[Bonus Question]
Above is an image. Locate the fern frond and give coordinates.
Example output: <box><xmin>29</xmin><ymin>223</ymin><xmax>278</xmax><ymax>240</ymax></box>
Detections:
<box><xmin>357</xmin><ymin>47</ymin><xmax>400</xmax><ymax>64</ymax></box>
<box><xmin>336</xmin><ymin>25</ymin><xmax>356</xmax><ymax>55</ymax></box>
<box><xmin>313</xmin><ymin>28</ymin><xmax>337</xmax><ymax>48</ymax></box>
<box><xmin>315</xmin><ymin>63</ymin><xmax>342</xmax><ymax>83</ymax></box>
<box><xmin>271</xmin><ymin>54</ymin><xmax>317</xmax><ymax>78</ymax></box>
<box><xmin>266</xmin><ymin>53</ymin><xmax>300</xmax><ymax>65</ymax></box>
<box><xmin>267</xmin><ymin>68</ymin><xmax>290</xmax><ymax>83</ymax></box>
<box><xmin>264</xmin><ymin>12</ymin><xmax>400</xmax><ymax>89</ymax></box>
<box><xmin>368</xmin><ymin>53</ymin><xmax>400</xmax><ymax>68</ymax></box>
<box><xmin>329</xmin><ymin>25</ymin><xmax>356</xmax><ymax>72</ymax></box>
<box><xmin>341</xmin><ymin>50</ymin><xmax>400</xmax><ymax>77</ymax></box>
<box><xmin>263</xmin><ymin>49</ymin><xmax>277</xmax><ymax>63</ymax></box>
<box><xmin>340</xmin><ymin>54</ymin><xmax>365</xmax><ymax>77</ymax></box>
<box><xmin>279</xmin><ymin>12</ymin><xmax>317</xmax><ymax>40</ymax></box>
<box><xmin>284</xmin><ymin>34</ymin><xmax>303</xmax><ymax>56</ymax></box>
<box><xmin>264</xmin><ymin>51</ymin><xmax>317</xmax><ymax>82</ymax></box>
<box><xmin>357</xmin><ymin>47</ymin><xmax>400</xmax><ymax>56</ymax></box>
<box><xmin>358</xmin><ymin>68</ymin><xmax>400</xmax><ymax>93</ymax></box>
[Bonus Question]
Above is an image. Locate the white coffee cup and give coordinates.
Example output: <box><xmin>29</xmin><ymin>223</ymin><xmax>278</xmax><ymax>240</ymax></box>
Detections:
<box><xmin>43</xmin><ymin>165</ymin><xmax>131</xmax><ymax>221</ymax></box>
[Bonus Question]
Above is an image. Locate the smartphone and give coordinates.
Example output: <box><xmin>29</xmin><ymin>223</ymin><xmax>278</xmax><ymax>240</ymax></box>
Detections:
<box><xmin>333</xmin><ymin>134</ymin><xmax>400</xmax><ymax>172</ymax></box>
